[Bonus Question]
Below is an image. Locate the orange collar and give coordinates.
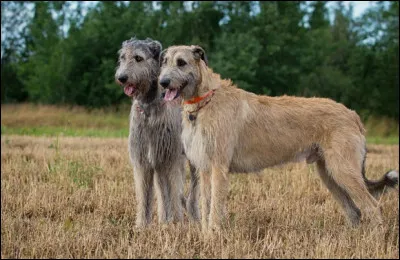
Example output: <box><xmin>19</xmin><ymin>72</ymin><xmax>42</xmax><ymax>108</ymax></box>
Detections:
<box><xmin>183</xmin><ymin>90</ymin><xmax>216</xmax><ymax>120</ymax></box>
<box><xmin>183</xmin><ymin>90</ymin><xmax>215</xmax><ymax>105</ymax></box>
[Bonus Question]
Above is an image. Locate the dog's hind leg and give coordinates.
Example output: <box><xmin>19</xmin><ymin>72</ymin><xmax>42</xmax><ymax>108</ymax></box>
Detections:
<box><xmin>133</xmin><ymin>166</ymin><xmax>154</xmax><ymax>228</ymax></box>
<box><xmin>323</xmin><ymin>144</ymin><xmax>383</xmax><ymax>226</ymax></box>
<box><xmin>315</xmin><ymin>158</ymin><xmax>361</xmax><ymax>226</ymax></box>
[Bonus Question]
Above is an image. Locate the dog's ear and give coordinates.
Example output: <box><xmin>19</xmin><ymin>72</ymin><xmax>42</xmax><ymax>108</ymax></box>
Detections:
<box><xmin>146</xmin><ymin>39</ymin><xmax>162</xmax><ymax>60</ymax></box>
<box><xmin>122</xmin><ymin>39</ymin><xmax>130</xmax><ymax>48</ymax></box>
<box><xmin>192</xmin><ymin>45</ymin><xmax>208</xmax><ymax>66</ymax></box>
<box><xmin>122</xmin><ymin>36</ymin><xmax>137</xmax><ymax>47</ymax></box>
<box><xmin>159</xmin><ymin>49</ymin><xmax>167</xmax><ymax>67</ymax></box>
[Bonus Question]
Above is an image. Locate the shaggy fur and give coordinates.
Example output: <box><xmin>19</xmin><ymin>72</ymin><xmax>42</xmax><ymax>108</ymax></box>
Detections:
<box><xmin>159</xmin><ymin>45</ymin><xmax>399</xmax><ymax>231</ymax></box>
<box><xmin>115</xmin><ymin>38</ymin><xmax>199</xmax><ymax>228</ymax></box>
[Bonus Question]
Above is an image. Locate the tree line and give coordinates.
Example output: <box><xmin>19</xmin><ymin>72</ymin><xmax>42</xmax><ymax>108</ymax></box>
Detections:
<box><xmin>1</xmin><ymin>1</ymin><xmax>398</xmax><ymax>120</ymax></box>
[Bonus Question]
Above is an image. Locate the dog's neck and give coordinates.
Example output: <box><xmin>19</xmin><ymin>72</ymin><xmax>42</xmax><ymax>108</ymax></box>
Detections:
<box><xmin>141</xmin><ymin>79</ymin><xmax>159</xmax><ymax>104</ymax></box>
<box><xmin>135</xmin><ymin>79</ymin><xmax>164</xmax><ymax>117</ymax></box>
<box><xmin>182</xmin><ymin>65</ymin><xmax>220</xmax><ymax>121</ymax></box>
<box><xmin>195</xmin><ymin>64</ymin><xmax>220</xmax><ymax>97</ymax></box>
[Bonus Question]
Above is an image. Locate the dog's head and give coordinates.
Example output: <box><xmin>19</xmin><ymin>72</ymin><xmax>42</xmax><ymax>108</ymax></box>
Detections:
<box><xmin>115</xmin><ymin>37</ymin><xmax>162</xmax><ymax>100</ymax></box>
<box><xmin>158</xmin><ymin>45</ymin><xmax>208</xmax><ymax>101</ymax></box>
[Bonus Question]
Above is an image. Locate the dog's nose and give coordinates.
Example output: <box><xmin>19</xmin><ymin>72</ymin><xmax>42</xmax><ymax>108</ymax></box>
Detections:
<box><xmin>118</xmin><ymin>75</ymin><xmax>128</xmax><ymax>84</ymax></box>
<box><xmin>159</xmin><ymin>78</ymin><xmax>170</xmax><ymax>88</ymax></box>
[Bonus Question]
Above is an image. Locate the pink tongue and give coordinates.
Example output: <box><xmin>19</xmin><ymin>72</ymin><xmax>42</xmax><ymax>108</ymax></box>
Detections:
<box><xmin>164</xmin><ymin>89</ymin><xmax>178</xmax><ymax>101</ymax></box>
<box><xmin>124</xmin><ymin>86</ymin><xmax>134</xmax><ymax>96</ymax></box>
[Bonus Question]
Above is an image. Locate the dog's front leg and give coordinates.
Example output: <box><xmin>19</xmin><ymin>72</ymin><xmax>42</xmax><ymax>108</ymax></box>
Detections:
<box><xmin>154</xmin><ymin>171</ymin><xmax>172</xmax><ymax>224</ymax></box>
<box><xmin>200</xmin><ymin>171</ymin><xmax>211</xmax><ymax>231</ymax></box>
<box><xmin>168</xmin><ymin>167</ymin><xmax>184</xmax><ymax>223</ymax></box>
<box><xmin>187</xmin><ymin>161</ymin><xmax>200</xmax><ymax>221</ymax></box>
<box><xmin>133</xmin><ymin>166</ymin><xmax>154</xmax><ymax>228</ymax></box>
<box><xmin>209</xmin><ymin>164</ymin><xmax>229</xmax><ymax>231</ymax></box>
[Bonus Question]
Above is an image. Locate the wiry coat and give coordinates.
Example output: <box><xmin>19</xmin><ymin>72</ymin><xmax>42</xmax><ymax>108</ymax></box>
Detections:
<box><xmin>115</xmin><ymin>39</ymin><xmax>199</xmax><ymax>228</ymax></box>
<box><xmin>129</xmin><ymin>98</ymin><xmax>183</xmax><ymax>173</ymax></box>
<box><xmin>159</xmin><ymin>45</ymin><xmax>399</xmax><ymax>231</ymax></box>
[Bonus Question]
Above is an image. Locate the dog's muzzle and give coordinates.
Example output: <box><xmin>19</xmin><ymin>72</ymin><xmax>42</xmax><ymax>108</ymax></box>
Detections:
<box><xmin>159</xmin><ymin>78</ymin><xmax>170</xmax><ymax>89</ymax></box>
<box><xmin>161</xmin><ymin>80</ymin><xmax>187</xmax><ymax>102</ymax></box>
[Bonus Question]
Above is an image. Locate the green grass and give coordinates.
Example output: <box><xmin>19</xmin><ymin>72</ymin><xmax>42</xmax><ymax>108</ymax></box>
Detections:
<box><xmin>1</xmin><ymin>103</ymin><xmax>398</xmax><ymax>144</ymax></box>
<box><xmin>366</xmin><ymin>135</ymin><xmax>399</xmax><ymax>145</ymax></box>
<box><xmin>1</xmin><ymin>125</ymin><xmax>129</xmax><ymax>138</ymax></box>
<box><xmin>1</xmin><ymin>125</ymin><xmax>398</xmax><ymax>145</ymax></box>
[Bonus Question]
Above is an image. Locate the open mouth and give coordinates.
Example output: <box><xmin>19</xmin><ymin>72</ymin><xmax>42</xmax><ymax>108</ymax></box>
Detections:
<box><xmin>163</xmin><ymin>88</ymin><xmax>180</xmax><ymax>101</ymax></box>
<box><xmin>123</xmin><ymin>83</ymin><xmax>137</xmax><ymax>97</ymax></box>
<box><xmin>163</xmin><ymin>82</ymin><xmax>187</xmax><ymax>102</ymax></box>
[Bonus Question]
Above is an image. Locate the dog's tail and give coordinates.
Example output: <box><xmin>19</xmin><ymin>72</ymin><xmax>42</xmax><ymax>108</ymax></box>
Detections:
<box><xmin>362</xmin><ymin>154</ymin><xmax>398</xmax><ymax>198</ymax></box>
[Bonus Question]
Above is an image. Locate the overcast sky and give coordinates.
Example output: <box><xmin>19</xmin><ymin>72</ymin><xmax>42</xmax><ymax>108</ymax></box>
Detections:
<box><xmin>340</xmin><ymin>1</ymin><xmax>372</xmax><ymax>17</ymax></box>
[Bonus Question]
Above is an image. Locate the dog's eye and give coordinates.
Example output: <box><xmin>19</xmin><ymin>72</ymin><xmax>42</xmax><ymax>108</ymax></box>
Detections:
<box><xmin>120</xmin><ymin>54</ymin><xmax>125</xmax><ymax>61</ymax></box>
<box><xmin>177</xmin><ymin>59</ymin><xmax>187</xmax><ymax>67</ymax></box>
<box><xmin>134</xmin><ymin>55</ymin><xmax>144</xmax><ymax>62</ymax></box>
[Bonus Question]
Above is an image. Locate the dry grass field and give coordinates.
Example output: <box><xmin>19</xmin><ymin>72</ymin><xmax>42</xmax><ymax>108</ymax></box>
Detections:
<box><xmin>1</xmin><ymin>104</ymin><xmax>399</xmax><ymax>258</ymax></box>
<box><xmin>1</xmin><ymin>134</ymin><xmax>399</xmax><ymax>258</ymax></box>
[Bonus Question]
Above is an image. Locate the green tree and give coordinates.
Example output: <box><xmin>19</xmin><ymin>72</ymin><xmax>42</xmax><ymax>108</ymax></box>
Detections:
<box><xmin>1</xmin><ymin>1</ymin><xmax>397</xmax><ymax>120</ymax></box>
<box><xmin>309</xmin><ymin>1</ymin><xmax>330</xmax><ymax>29</ymax></box>
<box><xmin>1</xmin><ymin>1</ymin><xmax>31</xmax><ymax>102</ymax></box>
<box><xmin>348</xmin><ymin>1</ymin><xmax>399</xmax><ymax>119</ymax></box>
<box><xmin>17</xmin><ymin>2</ymin><xmax>64</xmax><ymax>103</ymax></box>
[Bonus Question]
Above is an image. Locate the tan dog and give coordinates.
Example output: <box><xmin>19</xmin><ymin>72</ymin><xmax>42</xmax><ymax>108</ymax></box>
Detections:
<box><xmin>159</xmin><ymin>45</ymin><xmax>399</xmax><ymax>231</ymax></box>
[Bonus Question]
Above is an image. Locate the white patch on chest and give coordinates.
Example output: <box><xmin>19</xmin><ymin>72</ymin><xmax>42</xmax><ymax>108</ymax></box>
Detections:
<box><xmin>182</xmin><ymin>120</ymin><xmax>211</xmax><ymax>172</ymax></box>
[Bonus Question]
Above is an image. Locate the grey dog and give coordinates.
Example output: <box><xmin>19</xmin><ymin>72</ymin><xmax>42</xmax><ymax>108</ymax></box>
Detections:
<box><xmin>115</xmin><ymin>38</ymin><xmax>200</xmax><ymax>227</ymax></box>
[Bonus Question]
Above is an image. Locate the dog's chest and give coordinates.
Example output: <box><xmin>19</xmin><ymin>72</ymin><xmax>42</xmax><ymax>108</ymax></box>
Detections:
<box><xmin>129</xmin><ymin>108</ymin><xmax>182</xmax><ymax>168</ymax></box>
<box><xmin>181</xmin><ymin>119</ymin><xmax>211</xmax><ymax>171</ymax></box>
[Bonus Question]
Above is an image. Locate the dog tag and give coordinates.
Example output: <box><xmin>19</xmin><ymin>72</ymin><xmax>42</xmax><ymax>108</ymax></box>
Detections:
<box><xmin>188</xmin><ymin>114</ymin><xmax>196</xmax><ymax>121</ymax></box>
